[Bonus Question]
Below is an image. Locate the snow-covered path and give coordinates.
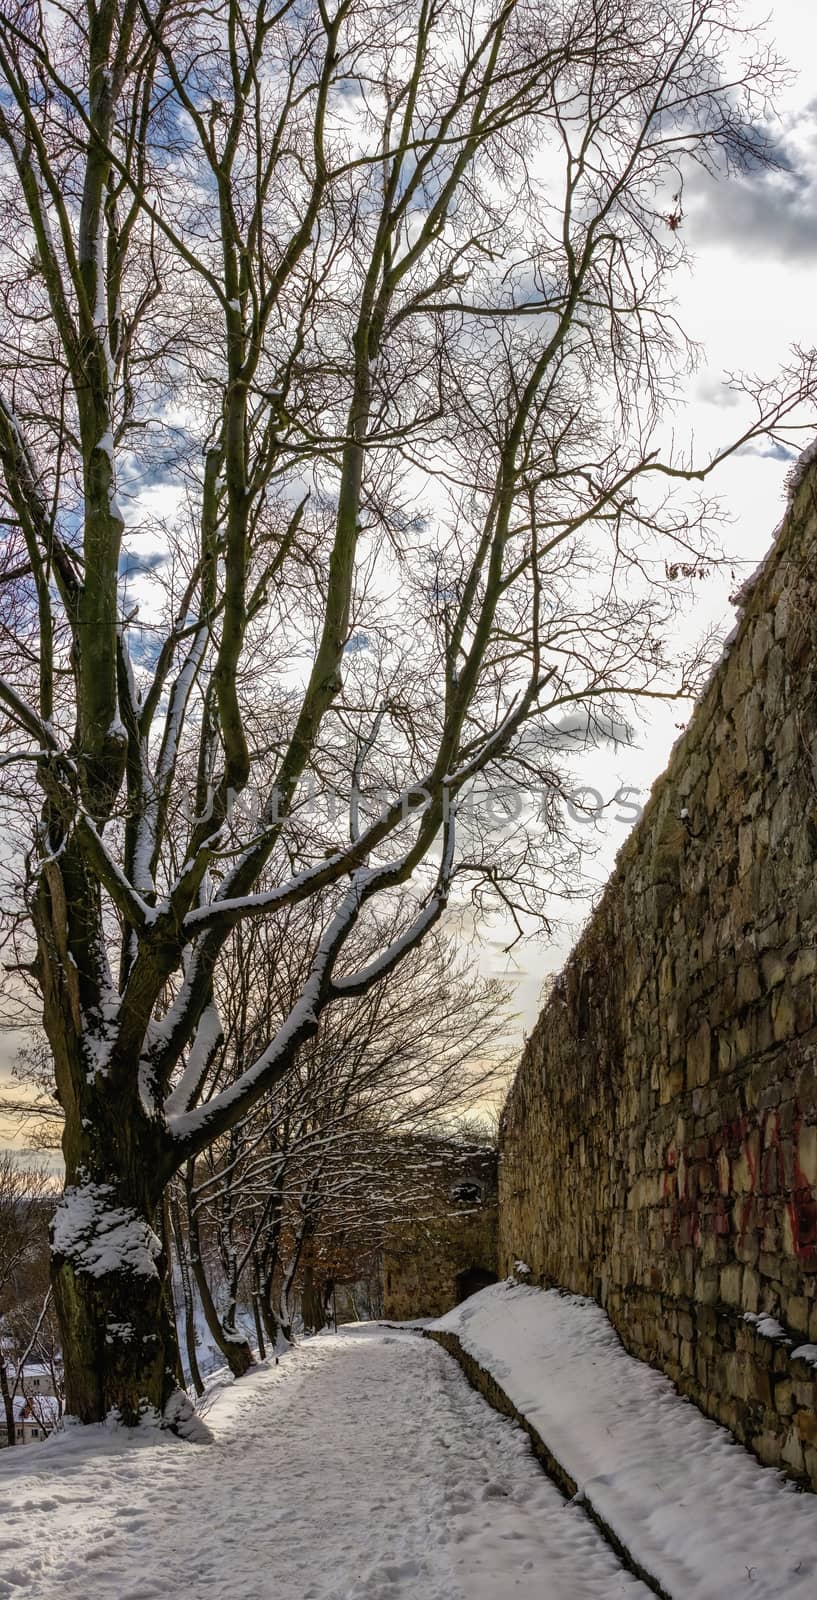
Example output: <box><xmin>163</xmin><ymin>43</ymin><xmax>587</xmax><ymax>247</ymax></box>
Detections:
<box><xmin>0</xmin><ymin>1325</ymin><xmax>649</xmax><ymax>1600</ymax></box>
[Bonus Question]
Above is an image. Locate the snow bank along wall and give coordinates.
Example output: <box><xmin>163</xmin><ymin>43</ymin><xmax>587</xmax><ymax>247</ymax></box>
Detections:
<box><xmin>499</xmin><ymin>460</ymin><xmax>817</xmax><ymax>1489</ymax></box>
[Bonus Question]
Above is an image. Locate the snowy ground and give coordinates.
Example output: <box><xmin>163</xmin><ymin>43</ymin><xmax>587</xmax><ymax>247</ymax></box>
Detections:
<box><xmin>434</xmin><ymin>1283</ymin><xmax>817</xmax><ymax>1600</ymax></box>
<box><xmin>0</xmin><ymin>1323</ymin><xmax>649</xmax><ymax>1600</ymax></box>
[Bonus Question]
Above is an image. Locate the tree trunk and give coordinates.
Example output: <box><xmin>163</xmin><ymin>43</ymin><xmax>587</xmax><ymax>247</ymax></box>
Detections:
<box><xmin>323</xmin><ymin>1278</ymin><xmax>335</xmax><ymax>1330</ymax></box>
<box><xmin>222</xmin><ymin>1249</ymin><xmax>242</xmax><ymax>1347</ymax></box>
<box><xmin>260</xmin><ymin>1268</ymin><xmax>279</xmax><ymax>1347</ymax></box>
<box><xmin>170</xmin><ymin>1193</ymin><xmax>204</xmax><ymax>1397</ymax></box>
<box><xmin>188</xmin><ymin>1246</ymin><xmax>253</xmax><ymax>1378</ymax></box>
<box><xmin>36</xmin><ymin>844</ymin><xmax>185</xmax><ymax>1427</ymax></box>
<box><xmin>279</xmin><ymin>1207</ymin><xmax>311</xmax><ymax>1339</ymax></box>
<box><xmin>0</xmin><ymin>1346</ymin><xmax>16</xmax><ymax>1445</ymax></box>
<box><xmin>277</xmin><ymin>1270</ymin><xmax>295</xmax><ymax>1343</ymax></box>
<box><xmin>216</xmin><ymin>1181</ymin><xmax>243</xmax><ymax>1344</ymax></box>
<box><xmin>51</xmin><ymin>1167</ymin><xmax>182</xmax><ymax>1426</ymax></box>
<box><xmin>186</xmin><ymin>1181</ymin><xmax>253</xmax><ymax>1379</ymax></box>
<box><xmin>250</xmin><ymin>1255</ymin><xmax>266</xmax><ymax>1360</ymax></box>
<box><xmin>257</xmin><ymin>1200</ymin><xmax>283</xmax><ymax>1349</ymax></box>
<box><xmin>251</xmin><ymin>1291</ymin><xmax>266</xmax><ymax>1361</ymax></box>
<box><xmin>162</xmin><ymin>1193</ymin><xmax>187</xmax><ymax>1394</ymax></box>
<box><xmin>301</xmin><ymin>1263</ymin><xmax>326</xmax><ymax>1335</ymax></box>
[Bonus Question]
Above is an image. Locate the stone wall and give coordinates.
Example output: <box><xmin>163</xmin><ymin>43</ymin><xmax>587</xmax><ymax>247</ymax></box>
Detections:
<box><xmin>499</xmin><ymin>462</ymin><xmax>817</xmax><ymax>1489</ymax></box>
<box><xmin>383</xmin><ymin>1145</ymin><xmax>498</xmax><ymax>1320</ymax></box>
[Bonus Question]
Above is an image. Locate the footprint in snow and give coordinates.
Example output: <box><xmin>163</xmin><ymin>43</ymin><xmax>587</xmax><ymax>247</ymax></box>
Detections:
<box><xmin>481</xmin><ymin>1481</ymin><xmax>510</xmax><ymax>1500</ymax></box>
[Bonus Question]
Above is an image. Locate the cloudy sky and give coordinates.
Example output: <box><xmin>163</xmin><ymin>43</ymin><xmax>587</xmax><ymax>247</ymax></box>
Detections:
<box><xmin>3</xmin><ymin>0</ymin><xmax>817</xmax><ymax>1144</ymax></box>
<box><xmin>477</xmin><ymin>0</ymin><xmax>817</xmax><ymax>1032</ymax></box>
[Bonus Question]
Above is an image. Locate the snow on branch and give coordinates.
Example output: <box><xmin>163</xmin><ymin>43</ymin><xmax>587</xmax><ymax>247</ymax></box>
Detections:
<box><xmin>330</xmin><ymin>896</ymin><xmax>447</xmax><ymax>996</ymax></box>
<box><xmin>131</xmin><ymin>620</ymin><xmax>210</xmax><ymax>896</ymax></box>
<box><xmin>334</xmin><ymin>814</ymin><xmax>457</xmax><ymax>997</ymax></box>
<box><xmin>181</xmin><ymin>851</ymin><xmax>354</xmax><ymax>934</ymax></box>
<box><xmin>75</xmin><ymin>813</ymin><xmax>156</xmax><ymax>930</ymax></box>
<box><xmin>182</xmin><ymin>768</ymin><xmax>452</xmax><ymax>938</ymax></box>
<box><xmin>165</xmin><ymin>871</ymin><xmax>373</xmax><ymax>1148</ymax></box>
<box><xmin>0</xmin><ymin>748</ymin><xmax>57</xmax><ymax>770</ymax></box>
<box><xmin>0</xmin><ymin>677</ymin><xmax>59</xmax><ymax>749</ymax></box>
<box><xmin>163</xmin><ymin>1000</ymin><xmax>225</xmax><ymax>1119</ymax></box>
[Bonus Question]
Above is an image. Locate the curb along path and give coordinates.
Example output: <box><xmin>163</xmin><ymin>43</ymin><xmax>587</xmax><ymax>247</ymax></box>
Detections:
<box><xmin>427</xmin><ymin>1283</ymin><xmax>817</xmax><ymax>1600</ymax></box>
<box><xmin>426</xmin><ymin>1329</ymin><xmax>672</xmax><ymax>1600</ymax></box>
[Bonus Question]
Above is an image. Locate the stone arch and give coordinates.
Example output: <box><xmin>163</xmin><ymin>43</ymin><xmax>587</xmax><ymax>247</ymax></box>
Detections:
<box><xmin>454</xmin><ymin>1265</ymin><xmax>498</xmax><ymax>1303</ymax></box>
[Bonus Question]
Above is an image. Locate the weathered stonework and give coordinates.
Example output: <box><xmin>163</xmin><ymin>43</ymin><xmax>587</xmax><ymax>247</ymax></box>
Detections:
<box><xmin>499</xmin><ymin>462</ymin><xmax>817</xmax><ymax>1489</ymax></box>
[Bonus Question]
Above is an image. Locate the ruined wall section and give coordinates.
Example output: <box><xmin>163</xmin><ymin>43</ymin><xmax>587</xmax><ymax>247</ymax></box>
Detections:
<box><xmin>383</xmin><ymin>1147</ymin><xmax>498</xmax><ymax>1321</ymax></box>
<box><xmin>499</xmin><ymin>464</ymin><xmax>817</xmax><ymax>1487</ymax></box>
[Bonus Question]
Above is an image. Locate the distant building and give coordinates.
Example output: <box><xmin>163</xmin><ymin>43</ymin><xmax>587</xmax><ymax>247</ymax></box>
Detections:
<box><xmin>0</xmin><ymin>1393</ymin><xmax>60</xmax><ymax>1446</ymax></box>
<box><xmin>18</xmin><ymin>1363</ymin><xmax>59</xmax><ymax>1399</ymax></box>
<box><xmin>0</xmin><ymin>1361</ymin><xmax>63</xmax><ymax>1447</ymax></box>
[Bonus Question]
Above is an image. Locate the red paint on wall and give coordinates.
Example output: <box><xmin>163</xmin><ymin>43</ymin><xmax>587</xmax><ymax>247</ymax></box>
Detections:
<box><xmin>663</xmin><ymin>1109</ymin><xmax>817</xmax><ymax>1267</ymax></box>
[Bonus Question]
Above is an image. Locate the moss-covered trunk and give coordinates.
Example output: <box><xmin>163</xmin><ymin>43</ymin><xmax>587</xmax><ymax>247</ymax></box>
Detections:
<box><xmin>52</xmin><ymin>1229</ymin><xmax>180</xmax><ymax>1426</ymax></box>
<box><xmin>51</xmin><ymin>1190</ymin><xmax>182</xmax><ymax>1424</ymax></box>
<box><xmin>49</xmin><ymin>1081</ymin><xmax>183</xmax><ymax>1425</ymax></box>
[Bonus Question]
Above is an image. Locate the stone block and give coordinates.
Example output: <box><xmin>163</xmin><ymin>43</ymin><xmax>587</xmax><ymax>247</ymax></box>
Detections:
<box><xmin>752</xmin><ymin>1428</ymin><xmax>782</xmax><ymax>1468</ymax></box>
<box><xmin>797</xmin><ymin>1065</ymin><xmax>817</xmax><ymax>1114</ymax></box>
<box><xmin>787</xmin><ymin>1296</ymin><xmax>810</xmax><ymax>1336</ymax></box>
<box><xmin>774</xmin><ymin>1379</ymin><xmax>795</xmax><ymax>1417</ymax></box>
<box><xmin>741</xmin><ymin>1267</ymin><xmax>760</xmax><ymax>1315</ymax></box>
<box><xmin>761</xmin><ymin>951</ymin><xmax>787</xmax><ymax>990</ymax></box>
<box><xmin>720</xmin><ymin>1263</ymin><xmax>743</xmax><ymax>1307</ymax></box>
<box><xmin>798</xmin><ymin>1123</ymin><xmax>817</xmax><ymax>1189</ymax></box>
<box><xmin>792</xmin><ymin>946</ymin><xmax>817</xmax><ymax>984</ymax></box>
<box><xmin>686</xmin><ymin>1020</ymin><xmax>712</xmax><ymax>1088</ymax></box>
<box><xmin>781</xmin><ymin>1428</ymin><xmax>805</xmax><ymax>1475</ymax></box>
<box><xmin>751</xmin><ymin>616</ymin><xmax>773</xmax><ymax>673</ymax></box>
<box><xmin>773</xmin><ymin>990</ymin><xmax>796</xmax><ymax>1042</ymax></box>
<box><xmin>795</xmin><ymin>1408</ymin><xmax>817</xmax><ymax>1447</ymax></box>
<box><xmin>792</xmin><ymin>1376</ymin><xmax>817</xmax><ymax>1408</ymax></box>
<box><xmin>660</xmin><ymin>1063</ymin><xmax>685</xmax><ymax>1104</ymax></box>
<box><xmin>750</xmin><ymin>1366</ymin><xmax>773</xmax><ymax>1407</ymax></box>
<box><xmin>736</xmin><ymin>963</ymin><xmax>761</xmax><ymax>1008</ymax></box>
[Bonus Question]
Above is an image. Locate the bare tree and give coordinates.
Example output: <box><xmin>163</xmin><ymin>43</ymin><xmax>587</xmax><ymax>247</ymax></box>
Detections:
<box><xmin>176</xmin><ymin>911</ymin><xmax>511</xmax><ymax>1368</ymax></box>
<box><xmin>0</xmin><ymin>1153</ymin><xmax>56</xmax><ymax>1445</ymax></box>
<box><xmin>0</xmin><ymin>0</ymin><xmax>813</xmax><ymax>1425</ymax></box>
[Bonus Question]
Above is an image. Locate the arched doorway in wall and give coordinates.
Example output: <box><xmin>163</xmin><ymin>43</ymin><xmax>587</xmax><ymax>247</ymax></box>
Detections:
<box><xmin>454</xmin><ymin>1265</ymin><xmax>498</xmax><ymax>1303</ymax></box>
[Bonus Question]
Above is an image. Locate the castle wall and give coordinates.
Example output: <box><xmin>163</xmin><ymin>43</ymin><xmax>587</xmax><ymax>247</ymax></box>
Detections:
<box><xmin>499</xmin><ymin>464</ymin><xmax>817</xmax><ymax>1487</ymax></box>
